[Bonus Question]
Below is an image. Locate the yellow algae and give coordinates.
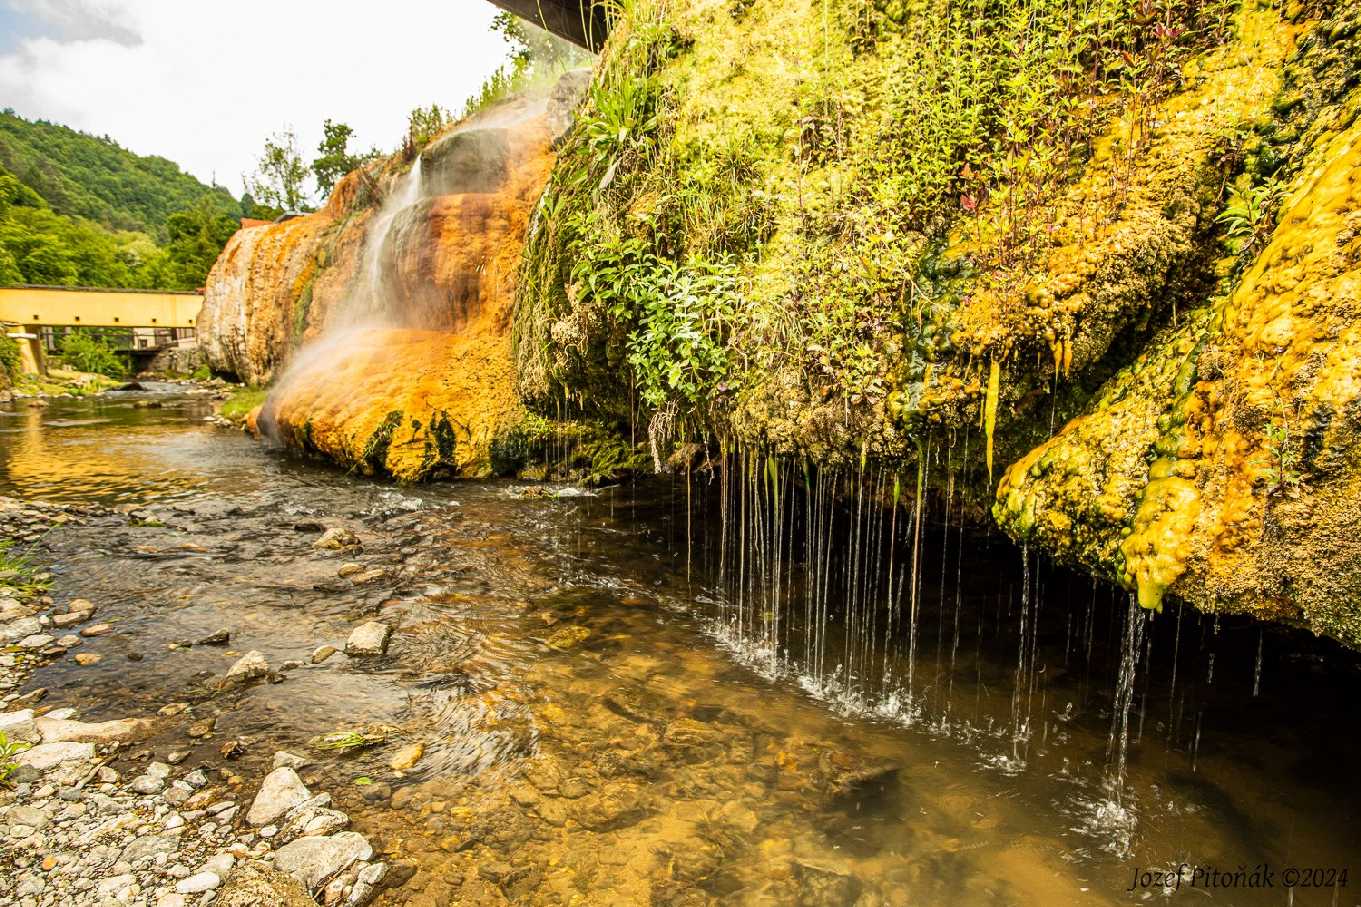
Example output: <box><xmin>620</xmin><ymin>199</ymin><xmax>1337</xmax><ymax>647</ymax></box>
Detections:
<box><xmin>984</xmin><ymin>357</ymin><xmax>999</xmax><ymax>481</ymax></box>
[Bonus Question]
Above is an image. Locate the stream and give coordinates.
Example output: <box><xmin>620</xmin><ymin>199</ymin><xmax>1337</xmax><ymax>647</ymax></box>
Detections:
<box><xmin>2</xmin><ymin>387</ymin><xmax>1359</xmax><ymax>906</ymax></box>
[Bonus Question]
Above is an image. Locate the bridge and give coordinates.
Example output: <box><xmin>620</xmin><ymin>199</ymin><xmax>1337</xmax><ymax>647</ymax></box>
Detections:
<box><xmin>0</xmin><ymin>285</ymin><xmax>202</xmax><ymax>376</ymax></box>
<box><xmin>487</xmin><ymin>0</ymin><xmax>611</xmax><ymax>50</ymax></box>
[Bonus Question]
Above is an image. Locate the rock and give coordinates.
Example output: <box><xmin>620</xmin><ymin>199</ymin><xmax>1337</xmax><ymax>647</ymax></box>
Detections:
<box><xmin>51</xmin><ymin>612</ymin><xmax>85</xmax><ymax>628</ymax></box>
<box><xmin>121</xmin><ymin>834</ymin><xmax>176</xmax><ymax>864</ymax></box>
<box><xmin>6</xmin><ymin>804</ymin><xmax>50</xmax><ymax>828</ymax></box>
<box><xmin>347</xmin><ymin>861</ymin><xmax>388</xmax><ymax>907</ymax></box>
<box><xmin>275</xmin><ymin>796</ymin><xmax>349</xmax><ymax>845</ymax></box>
<box><xmin>183</xmin><ymin>769</ymin><xmax>209</xmax><ymax>788</ymax></box>
<box><xmin>146</xmin><ymin>760</ymin><xmax>173</xmax><ymax>779</ymax></box>
<box><xmin>201</xmin><ymin>852</ymin><xmax>237</xmax><ymax>876</ymax></box>
<box><xmin>246</xmin><ymin>767</ymin><xmax>310</xmax><ymax>826</ymax></box>
<box><xmin>272</xmin><ymin>831</ymin><xmax>373</xmax><ymax>890</ymax></box>
<box><xmin>176</xmin><ymin>870</ymin><xmax>222</xmax><ymax>894</ymax></box>
<box><xmin>15</xmin><ymin>741</ymin><xmax>96</xmax><ymax>770</ymax></box>
<box><xmin>336</xmin><ymin>564</ymin><xmax>364</xmax><ymax>578</ymax></box>
<box><xmin>344</xmin><ymin>622</ymin><xmax>391</xmax><ymax>657</ymax></box>
<box><xmin>216</xmin><ymin>860</ymin><xmax>315</xmax><ymax>907</ymax></box>
<box><xmin>56</xmin><ymin>633</ymin><xmax>80</xmax><ymax>646</ymax></box>
<box><xmin>130</xmin><ymin>774</ymin><xmax>165</xmax><ymax>794</ymax></box>
<box><xmin>187</xmin><ymin>717</ymin><xmax>216</xmax><ymax>738</ymax></box>
<box><xmin>313</xmin><ymin>527</ymin><xmax>359</xmax><ymax>550</ymax></box>
<box><xmin>36</xmin><ymin>716</ymin><xmax>151</xmax><ymax>743</ymax></box>
<box><xmin>159</xmin><ymin>702</ymin><xmax>190</xmax><ymax>717</ymax></box>
<box><xmin>0</xmin><ymin>708</ymin><xmax>38</xmax><ymax>742</ymax></box>
<box><xmin>546</xmin><ymin>625</ymin><xmax>590</xmax><ymax>650</ymax></box>
<box><xmin>311</xmin><ymin>645</ymin><xmax>338</xmax><ymax>664</ymax></box>
<box><xmin>225</xmin><ymin>650</ymin><xmax>268</xmax><ymax>682</ymax></box>
<box><xmin>388</xmin><ymin>742</ymin><xmax>423</xmax><ymax>771</ymax></box>
<box><xmin>155</xmin><ymin>894</ymin><xmax>188</xmax><ymax>907</ymax></box>
<box><xmin>80</xmin><ymin>623</ymin><xmax>112</xmax><ymax>637</ymax></box>
<box><xmin>1</xmin><ymin>616</ymin><xmax>41</xmax><ymax>642</ymax></box>
<box><xmin>18</xmin><ymin>632</ymin><xmax>54</xmax><ymax>648</ymax></box>
<box><xmin>167</xmin><ymin>749</ymin><xmax>190</xmax><ymax>764</ymax></box>
<box><xmin>198</xmin><ymin>628</ymin><xmax>231</xmax><ymax>646</ymax></box>
<box><xmin>73</xmin><ymin>652</ymin><xmax>102</xmax><ymax>665</ymax></box>
<box><xmin>272</xmin><ymin>750</ymin><xmax>310</xmax><ymax>770</ymax></box>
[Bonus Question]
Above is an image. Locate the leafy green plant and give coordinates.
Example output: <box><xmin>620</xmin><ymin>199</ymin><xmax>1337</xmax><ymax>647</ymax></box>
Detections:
<box><xmin>1217</xmin><ymin>178</ymin><xmax>1283</xmax><ymax>261</ymax></box>
<box><xmin>58</xmin><ymin>328</ymin><xmax>125</xmax><ymax>377</ymax></box>
<box><xmin>0</xmin><ymin>731</ymin><xmax>32</xmax><ymax>787</ymax></box>
<box><xmin>0</xmin><ymin>332</ymin><xmax>20</xmax><ymax>380</ymax></box>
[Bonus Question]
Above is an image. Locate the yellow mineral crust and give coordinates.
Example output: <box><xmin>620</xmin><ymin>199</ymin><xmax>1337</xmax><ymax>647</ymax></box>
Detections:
<box><xmin>1000</xmin><ymin>83</ymin><xmax>1361</xmax><ymax>644</ymax></box>
<box><xmin>934</xmin><ymin>2</ymin><xmax>1300</xmax><ymax>419</ymax></box>
<box><xmin>202</xmin><ymin>99</ymin><xmax>556</xmax><ymax>480</ymax></box>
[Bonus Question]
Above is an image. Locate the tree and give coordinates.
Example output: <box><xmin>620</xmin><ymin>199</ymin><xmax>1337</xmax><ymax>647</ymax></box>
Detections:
<box><xmin>146</xmin><ymin>196</ymin><xmax>239</xmax><ymax>289</ymax></box>
<box><xmin>312</xmin><ymin>119</ymin><xmax>377</xmax><ymax>199</ymax></box>
<box><xmin>245</xmin><ymin>129</ymin><xmax>310</xmax><ymax>213</ymax></box>
<box><xmin>403</xmin><ymin>105</ymin><xmax>452</xmax><ymax>159</ymax></box>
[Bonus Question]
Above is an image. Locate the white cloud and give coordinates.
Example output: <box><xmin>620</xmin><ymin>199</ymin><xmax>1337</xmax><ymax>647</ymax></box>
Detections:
<box><xmin>0</xmin><ymin>0</ymin><xmax>511</xmax><ymax>198</ymax></box>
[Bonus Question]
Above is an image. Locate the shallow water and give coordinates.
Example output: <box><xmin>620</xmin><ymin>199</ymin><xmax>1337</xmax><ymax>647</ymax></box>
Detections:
<box><xmin>2</xmin><ymin>390</ymin><xmax>1358</xmax><ymax>905</ymax></box>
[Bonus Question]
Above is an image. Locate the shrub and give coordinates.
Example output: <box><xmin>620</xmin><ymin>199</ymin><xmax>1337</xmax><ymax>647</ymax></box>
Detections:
<box><xmin>58</xmin><ymin>329</ymin><xmax>125</xmax><ymax>377</ymax></box>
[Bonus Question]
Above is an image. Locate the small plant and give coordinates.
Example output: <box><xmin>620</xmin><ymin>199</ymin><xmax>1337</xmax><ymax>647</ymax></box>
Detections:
<box><xmin>0</xmin><ymin>731</ymin><xmax>32</xmax><ymax>787</ymax></box>
<box><xmin>308</xmin><ymin>726</ymin><xmax>397</xmax><ymax>752</ymax></box>
<box><xmin>1218</xmin><ymin>178</ymin><xmax>1283</xmax><ymax>262</ymax></box>
<box><xmin>1263</xmin><ymin>405</ymin><xmax>1303</xmax><ymax>494</ymax></box>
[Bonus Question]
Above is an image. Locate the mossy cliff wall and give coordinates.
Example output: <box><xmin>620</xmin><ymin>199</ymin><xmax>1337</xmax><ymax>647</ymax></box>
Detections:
<box><xmin>197</xmin><ymin>96</ymin><xmax>564</xmax><ymax>479</ymax></box>
<box><xmin>514</xmin><ymin>0</ymin><xmax>1361</xmax><ymax>645</ymax></box>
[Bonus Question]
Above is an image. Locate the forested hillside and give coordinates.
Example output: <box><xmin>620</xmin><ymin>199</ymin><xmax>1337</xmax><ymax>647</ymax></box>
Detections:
<box><xmin>0</xmin><ymin>110</ymin><xmax>244</xmax><ymax>291</ymax></box>
<box><xmin>0</xmin><ymin>108</ymin><xmax>240</xmax><ymax>237</ymax></box>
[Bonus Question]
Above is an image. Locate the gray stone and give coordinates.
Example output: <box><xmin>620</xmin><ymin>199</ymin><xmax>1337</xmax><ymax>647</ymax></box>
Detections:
<box><xmin>130</xmin><ymin>774</ymin><xmax>165</xmax><ymax>794</ymax></box>
<box><xmin>36</xmin><ymin>716</ymin><xmax>152</xmax><ymax>743</ymax></box>
<box><xmin>1</xmin><ymin>616</ymin><xmax>41</xmax><ymax>642</ymax></box>
<box><xmin>272</xmin><ymin>831</ymin><xmax>373</xmax><ymax>890</ymax></box>
<box><xmin>0</xmin><ymin>708</ymin><xmax>37</xmax><ymax>742</ymax></box>
<box><xmin>15</xmin><ymin>741</ymin><xmax>95</xmax><ymax>770</ymax></box>
<box><xmin>225</xmin><ymin>651</ymin><xmax>268</xmax><ymax>682</ymax></box>
<box><xmin>246</xmin><ymin>767</ymin><xmax>310</xmax><ymax>826</ymax></box>
<box><xmin>175</xmin><ymin>870</ymin><xmax>222</xmax><ymax>894</ymax></box>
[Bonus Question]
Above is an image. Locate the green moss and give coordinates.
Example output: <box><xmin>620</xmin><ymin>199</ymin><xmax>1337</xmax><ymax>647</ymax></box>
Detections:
<box><xmin>360</xmin><ymin>410</ymin><xmax>404</xmax><ymax>474</ymax></box>
<box><xmin>219</xmin><ymin>386</ymin><xmax>268</xmax><ymax>423</ymax></box>
<box><xmin>515</xmin><ymin>0</ymin><xmax>1242</xmax><ymax>471</ymax></box>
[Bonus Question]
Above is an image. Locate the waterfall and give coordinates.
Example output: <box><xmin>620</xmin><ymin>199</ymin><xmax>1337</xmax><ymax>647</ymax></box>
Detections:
<box><xmin>343</xmin><ymin>156</ymin><xmax>425</xmax><ymax>327</ymax></box>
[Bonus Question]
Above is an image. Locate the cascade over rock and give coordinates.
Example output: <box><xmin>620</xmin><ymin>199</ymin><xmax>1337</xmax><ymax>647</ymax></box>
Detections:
<box><xmin>198</xmin><ymin>87</ymin><xmax>578</xmax><ymax>479</ymax></box>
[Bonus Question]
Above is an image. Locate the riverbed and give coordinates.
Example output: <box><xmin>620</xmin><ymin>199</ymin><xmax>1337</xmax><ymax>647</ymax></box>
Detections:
<box><xmin>2</xmin><ymin>388</ymin><xmax>1358</xmax><ymax>906</ymax></box>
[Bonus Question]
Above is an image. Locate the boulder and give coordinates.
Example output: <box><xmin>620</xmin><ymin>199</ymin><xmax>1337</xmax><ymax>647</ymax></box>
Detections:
<box><xmin>246</xmin><ymin>766</ymin><xmax>311</xmax><ymax>826</ymax></box>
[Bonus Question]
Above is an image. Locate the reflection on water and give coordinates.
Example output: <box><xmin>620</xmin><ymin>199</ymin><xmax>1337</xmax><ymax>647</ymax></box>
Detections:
<box><xmin>1</xmin><ymin>392</ymin><xmax>1358</xmax><ymax>906</ymax></box>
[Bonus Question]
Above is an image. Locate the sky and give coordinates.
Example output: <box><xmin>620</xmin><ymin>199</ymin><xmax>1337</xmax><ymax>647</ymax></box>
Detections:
<box><xmin>0</xmin><ymin>0</ymin><xmax>513</xmax><ymax>198</ymax></box>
